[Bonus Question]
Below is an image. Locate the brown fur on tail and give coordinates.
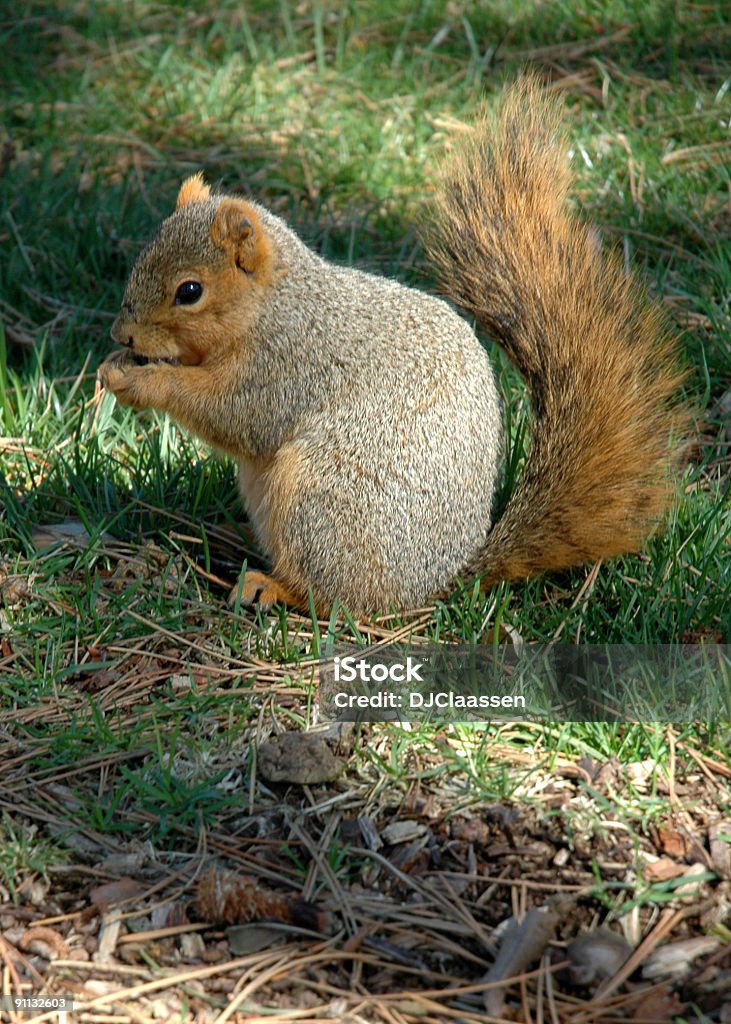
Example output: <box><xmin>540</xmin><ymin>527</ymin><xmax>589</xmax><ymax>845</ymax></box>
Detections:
<box><xmin>425</xmin><ymin>77</ymin><xmax>688</xmax><ymax>587</ymax></box>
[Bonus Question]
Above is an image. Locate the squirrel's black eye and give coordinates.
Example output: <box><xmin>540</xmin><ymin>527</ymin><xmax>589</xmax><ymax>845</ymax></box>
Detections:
<box><xmin>174</xmin><ymin>280</ymin><xmax>203</xmax><ymax>305</ymax></box>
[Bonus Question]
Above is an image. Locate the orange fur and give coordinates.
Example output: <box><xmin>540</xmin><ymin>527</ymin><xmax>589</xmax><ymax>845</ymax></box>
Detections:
<box><xmin>426</xmin><ymin>76</ymin><xmax>689</xmax><ymax>588</ymax></box>
<box><xmin>176</xmin><ymin>172</ymin><xmax>211</xmax><ymax>208</ymax></box>
<box><xmin>229</xmin><ymin>570</ymin><xmax>308</xmax><ymax>612</ymax></box>
<box><xmin>210</xmin><ymin>200</ymin><xmax>272</xmax><ymax>278</ymax></box>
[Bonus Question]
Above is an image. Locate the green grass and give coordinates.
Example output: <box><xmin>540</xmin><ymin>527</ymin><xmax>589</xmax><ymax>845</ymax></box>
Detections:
<box><xmin>0</xmin><ymin>13</ymin><xmax>727</xmax><ymax>654</ymax></box>
<box><xmin>0</xmin><ymin>8</ymin><xmax>730</xmax><ymax>1016</ymax></box>
<box><xmin>0</xmin><ymin>810</ymin><xmax>63</xmax><ymax>900</ymax></box>
<box><xmin>2</xmin><ymin>1</ymin><xmax>729</xmax><ymax>648</ymax></box>
<box><xmin>2</xmin><ymin>0</ymin><xmax>729</xmax><ymax>787</ymax></box>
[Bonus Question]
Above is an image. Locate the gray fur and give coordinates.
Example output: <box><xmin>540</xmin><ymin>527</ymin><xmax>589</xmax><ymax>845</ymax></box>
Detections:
<box><xmin>112</xmin><ymin>194</ymin><xmax>502</xmax><ymax>611</ymax></box>
<box><xmin>238</xmin><ymin>207</ymin><xmax>503</xmax><ymax>608</ymax></box>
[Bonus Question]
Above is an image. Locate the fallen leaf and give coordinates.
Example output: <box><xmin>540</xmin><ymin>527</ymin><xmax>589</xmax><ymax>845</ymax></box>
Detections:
<box><xmin>630</xmin><ymin>984</ymin><xmax>683</xmax><ymax>1020</ymax></box>
<box><xmin>90</xmin><ymin>877</ymin><xmax>144</xmax><ymax>912</ymax></box>
<box><xmin>644</xmin><ymin>857</ymin><xmax>686</xmax><ymax>882</ymax></box>
<box><xmin>381</xmin><ymin>820</ymin><xmax>427</xmax><ymax>845</ymax></box>
<box><xmin>642</xmin><ymin>936</ymin><xmax>721</xmax><ymax>980</ymax></box>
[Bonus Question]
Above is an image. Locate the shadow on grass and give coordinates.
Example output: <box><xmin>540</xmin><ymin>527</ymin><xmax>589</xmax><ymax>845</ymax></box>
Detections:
<box><xmin>1</xmin><ymin>0</ymin><xmax>727</xmax><ymax>550</ymax></box>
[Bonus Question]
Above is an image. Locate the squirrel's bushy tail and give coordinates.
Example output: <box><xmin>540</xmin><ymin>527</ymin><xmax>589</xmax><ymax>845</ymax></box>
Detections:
<box><xmin>426</xmin><ymin>77</ymin><xmax>688</xmax><ymax>587</ymax></box>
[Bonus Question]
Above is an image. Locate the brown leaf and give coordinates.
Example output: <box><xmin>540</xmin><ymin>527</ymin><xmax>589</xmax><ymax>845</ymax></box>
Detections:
<box><xmin>90</xmin><ymin>877</ymin><xmax>144</xmax><ymax>912</ymax></box>
<box><xmin>451</xmin><ymin>817</ymin><xmax>490</xmax><ymax>844</ymax></box>
<box><xmin>652</xmin><ymin>825</ymin><xmax>692</xmax><ymax>859</ymax></box>
<box><xmin>630</xmin><ymin>984</ymin><xmax>683</xmax><ymax>1020</ymax></box>
<box><xmin>644</xmin><ymin>857</ymin><xmax>686</xmax><ymax>882</ymax></box>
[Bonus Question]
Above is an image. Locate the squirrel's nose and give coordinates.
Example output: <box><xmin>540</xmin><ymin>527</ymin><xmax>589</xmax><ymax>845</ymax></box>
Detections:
<box><xmin>110</xmin><ymin>315</ymin><xmax>135</xmax><ymax>348</ymax></box>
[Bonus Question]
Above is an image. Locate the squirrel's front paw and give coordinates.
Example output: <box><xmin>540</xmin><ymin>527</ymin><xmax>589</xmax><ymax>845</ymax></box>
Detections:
<box><xmin>98</xmin><ymin>351</ymin><xmax>168</xmax><ymax>409</ymax></box>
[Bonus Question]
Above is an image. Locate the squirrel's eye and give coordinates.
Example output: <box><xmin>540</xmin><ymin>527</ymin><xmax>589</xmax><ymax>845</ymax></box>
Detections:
<box><xmin>174</xmin><ymin>280</ymin><xmax>203</xmax><ymax>306</ymax></box>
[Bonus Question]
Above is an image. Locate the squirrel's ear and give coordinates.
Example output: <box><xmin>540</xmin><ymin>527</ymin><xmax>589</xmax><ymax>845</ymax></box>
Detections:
<box><xmin>176</xmin><ymin>173</ymin><xmax>211</xmax><ymax>209</ymax></box>
<box><xmin>210</xmin><ymin>200</ymin><xmax>270</xmax><ymax>275</ymax></box>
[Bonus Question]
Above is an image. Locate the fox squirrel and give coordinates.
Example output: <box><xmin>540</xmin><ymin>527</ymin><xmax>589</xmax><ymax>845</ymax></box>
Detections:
<box><xmin>99</xmin><ymin>78</ymin><xmax>687</xmax><ymax>616</ymax></box>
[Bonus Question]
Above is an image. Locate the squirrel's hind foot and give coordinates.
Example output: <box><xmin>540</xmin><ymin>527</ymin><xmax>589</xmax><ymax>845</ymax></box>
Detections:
<box><xmin>228</xmin><ymin>570</ymin><xmax>307</xmax><ymax>614</ymax></box>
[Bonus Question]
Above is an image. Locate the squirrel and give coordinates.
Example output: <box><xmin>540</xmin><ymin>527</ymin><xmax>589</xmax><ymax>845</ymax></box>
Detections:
<box><xmin>99</xmin><ymin>77</ymin><xmax>687</xmax><ymax>617</ymax></box>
